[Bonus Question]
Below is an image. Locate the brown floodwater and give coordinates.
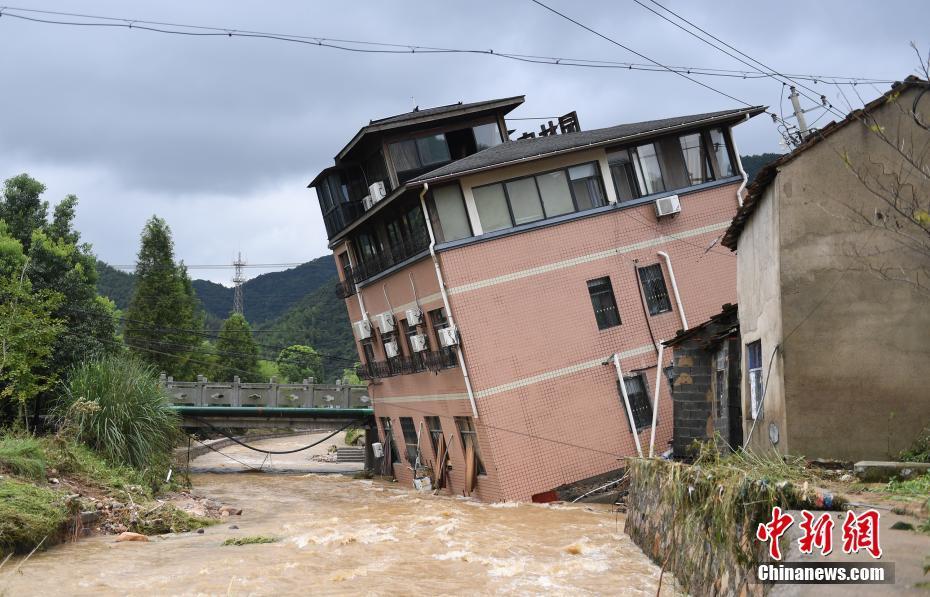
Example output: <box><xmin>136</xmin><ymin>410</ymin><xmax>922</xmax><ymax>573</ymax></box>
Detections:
<box><xmin>1</xmin><ymin>449</ymin><xmax>679</xmax><ymax>595</ymax></box>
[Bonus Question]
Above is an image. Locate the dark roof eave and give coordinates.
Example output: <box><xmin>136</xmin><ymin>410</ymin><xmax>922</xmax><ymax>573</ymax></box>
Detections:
<box><xmin>411</xmin><ymin>106</ymin><xmax>765</xmax><ymax>186</ymax></box>
<box><xmin>334</xmin><ymin>95</ymin><xmax>525</xmax><ymax>161</ymax></box>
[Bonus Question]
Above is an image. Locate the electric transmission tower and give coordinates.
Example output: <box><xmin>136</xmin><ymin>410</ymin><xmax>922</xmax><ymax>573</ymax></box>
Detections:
<box><xmin>232</xmin><ymin>251</ymin><xmax>246</xmax><ymax>315</ymax></box>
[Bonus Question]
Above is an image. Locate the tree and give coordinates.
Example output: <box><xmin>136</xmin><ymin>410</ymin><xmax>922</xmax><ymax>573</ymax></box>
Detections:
<box><xmin>0</xmin><ymin>174</ymin><xmax>118</xmax><ymax>416</ymax></box>
<box><xmin>340</xmin><ymin>366</ymin><xmax>363</xmax><ymax>385</ymax></box>
<box><xmin>0</xmin><ymin>222</ymin><xmax>62</xmax><ymax>425</ymax></box>
<box><xmin>124</xmin><ymin>216</ymin><xmax>203</xmax><ymax>378</ymax></box>
<box><xmin>276</xmin><ymin>345</ymin><xmax>323</xmax><ymax>383</ymax></box>
<box><xmin>215</xmin><ymin>313</ymin><xmax>260</xmax><ymax>382</ymax></box>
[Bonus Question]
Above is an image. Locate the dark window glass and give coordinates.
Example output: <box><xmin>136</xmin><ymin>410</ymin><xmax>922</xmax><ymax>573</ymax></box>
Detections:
<box><xmin>608</xmin><ymin>150</ymin><xmax>640</xmax><ymax>202</ymax></box>
<box><xmin>710</xmin><ymin>128</ymin><xmax>735</xmax><ymax>178</ymax></box>
<box><xmin>679</xmin><ymin>132</ymin><xmax>713</xmax><ymax>185</ymax></box>
<box><xmin>568</xmin><ymin>163</ymin><xmax>606</xmax><ymax>210</ymax></box>
<box><xmin>621</xmin><ymin>374</ymin><xmax>653</xmax><ymax>430</ymax></box>
<box><xmin>747</xmin><ymin>340</ymin><xmax>763</xmax><ymax>419</ymax></box>
<box><xmin>388</xmin><ymin>139</ymin><xmax>420</xmax><ymax>172</ymax></box>
<box><xmin>454</xmin><ymin>416</ymin><xmax>486</xmax><ymax>475</ymax></box>
<box><xmin>637</xmin><ymin>264</ymin><xmax>672</xmax><ymax>315</ymax></box>
<box><xmin>380</xmin><ymin>417</ymin><xmax>400</xmax><ymax>463</ymax></box>
<box><xmin>425</xmin><ymin>416</ymin><xmax>443</xmax><ymax>456</ymax></box>
<box><xmin>361</xmin><ymin>339</ymin><xmax>375</xmax><ymax>364</ymax></box>
<box><xmin>416</xmin><ymin>134</ymin><xmax>451</xmax><ymax>166</ymax></box>
<box><xmin>399</xmin><ymin>417</ymin><xmax>420</xmax><ymax>466</ymax></box>
<box><xmin>587</xmin><ymin>277</ymin><xmax>621</xmax><ymax>330</ymax></box>
<box><xmin>473</xmin><ymin>123</ymin><xmax>502</xmax><ymax>151</ymax></box>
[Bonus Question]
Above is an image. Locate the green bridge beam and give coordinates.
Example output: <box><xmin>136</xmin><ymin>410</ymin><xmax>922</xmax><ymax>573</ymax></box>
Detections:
<box><xmin>171</xmin><ymin>406</ymin><xmax>373</xmax><ymax>419</ymax></box>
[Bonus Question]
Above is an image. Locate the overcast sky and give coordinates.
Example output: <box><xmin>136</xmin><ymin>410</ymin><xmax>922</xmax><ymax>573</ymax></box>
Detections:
<box><xmin>1</xmin><ymin>1</ymin><xmax>926</xmax><ymax>284</ymax></box>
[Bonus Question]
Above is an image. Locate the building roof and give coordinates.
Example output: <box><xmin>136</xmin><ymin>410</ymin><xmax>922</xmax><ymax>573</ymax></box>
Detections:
<box><xmin>663</xmin><ymin>303</ymin><xmax>738</xmax><ymax>347</ymax></box>
<box><xmin>334</xmin><ymin>96</ymin><xmax>525</xmax><ymax>160</ymax></box>
<box><xmin>411</xmin><ymin>105</ymin><xmax>765</xmax><ymax>184</ymax></box>
<box><xmin>721</xmin><ymin>76</ymin><xmax>927</xmax><ymax>250</ymax></box>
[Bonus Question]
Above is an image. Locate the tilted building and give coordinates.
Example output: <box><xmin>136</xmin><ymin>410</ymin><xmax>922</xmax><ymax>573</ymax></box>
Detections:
<box><xmin>310</xmin><ymin>96</ymin><xmax>762</xmax><ymax>501</ymax></box>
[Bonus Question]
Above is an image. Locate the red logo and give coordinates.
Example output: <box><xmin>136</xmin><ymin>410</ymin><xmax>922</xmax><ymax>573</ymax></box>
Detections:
<box><xmin>756</xmin><ymin>506</ymin><xmax>794</xmax><ymax>560</ymax></box>
<box><xmin>756</xmin><ymin>507</ymin><xmax>883</xmax><ymax>560</ymax></box>
<box><xmin>842</xmin><ymin>509</ymin><xmax>882</xmax><ymax>558</ymax></box>
<box><xmin>798</xmin><ymin>511</ymin><xmax>834</xmax><ymax>555</ymax></box>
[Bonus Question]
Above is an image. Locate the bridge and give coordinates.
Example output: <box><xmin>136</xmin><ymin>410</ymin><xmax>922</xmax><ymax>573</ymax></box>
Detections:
<box><xmin>160</xmin><ymin>374</ymin><xmax>373</xmax><ymax>429</ymax></box>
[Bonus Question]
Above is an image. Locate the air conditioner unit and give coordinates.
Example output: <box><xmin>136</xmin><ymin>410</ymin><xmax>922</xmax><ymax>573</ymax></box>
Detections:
<box><xmin>369</xmin><ymin>181</ymin><xmax>387</xmax><ymax>203</ymax></box>
<box><xmin>384</xmin><ymin>339</ymin><xmax>400</xmax><ymax>359</ymax></box>
<box><xmin>410</xmin><ymin>333</ymin><xmax>428</xmax><ymax>353</ymax></box>
<box><xmin>405</xmin><ymin>307</ymin><xmax>423</xmax><ymax>326</ymax></box>
<box><xmin>374</xmin><ymin>311</ymin><xmax>396</xmax><ymax>334</ymax></box>
<box><xmin>654</xmin><ymin>194</ymin><xmax>681</xmax><ymax>218</ymax></box>
<box><xmin>362</xmin><ymin>195</ymin><xmax>375</xmax><ymax>211</ymax></box>
<box><xmin>438</xmin><ymin>326</ymin><xmax>459</xmax><ymax>348</ymax></box>
<box><xmin>353</xmin><ymin>318</ymin><xmax>372</xmax><ymax>340</ymax></box>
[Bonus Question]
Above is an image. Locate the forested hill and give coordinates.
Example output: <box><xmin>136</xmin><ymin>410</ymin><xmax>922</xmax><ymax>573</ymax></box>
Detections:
<box><xmin>740</xmin><ymin>153</ymin><xmax>784</xmax><ymax>182</ymax></box>
<box><xmin>96</xmin><ymin>255</ymin><xmax>337</xmax><ymax>325</ymax></box>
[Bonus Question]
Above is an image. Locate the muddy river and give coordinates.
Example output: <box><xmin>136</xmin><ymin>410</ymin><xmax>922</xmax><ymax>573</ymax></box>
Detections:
<box><xmin>1</xmin><ymin>435</ymin><xmax>678</xmax><ymax>596</ymax></box>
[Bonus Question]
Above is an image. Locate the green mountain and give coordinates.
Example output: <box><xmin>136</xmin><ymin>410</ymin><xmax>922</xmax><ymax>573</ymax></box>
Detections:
<box><xmin>740</xmin><ymin>153</ymin><xmax>784</xmax><ymax>182</ymax></box>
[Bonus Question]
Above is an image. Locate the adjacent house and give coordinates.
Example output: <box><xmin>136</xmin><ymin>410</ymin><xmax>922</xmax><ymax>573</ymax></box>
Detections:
<box><xmin>718</xmin><ymin>77</ymin><xmax>930</xmax><ymax>462</ymax></box>
<box><xmin>310</xmin><ymin>96</ymin><xmax>763</xmax><ymax>500</ymax></box>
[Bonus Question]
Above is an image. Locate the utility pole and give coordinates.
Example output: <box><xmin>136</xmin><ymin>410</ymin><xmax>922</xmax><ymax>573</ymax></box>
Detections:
<box><xmin>232</xmin><ymin>251</ymin><xmax>246</xmax><ymax>315</ymax></box>
<box><xmin>789</xmin><ymin>86</ymin><xmax>809</xmax><ymax>141</ymax></box>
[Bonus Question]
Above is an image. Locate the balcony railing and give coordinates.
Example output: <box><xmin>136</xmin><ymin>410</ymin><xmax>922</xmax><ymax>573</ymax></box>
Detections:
<box><xmin>353</xmin><ymin>229</ymin><xmax>431</xmax><ymax>284</ymax></box>
<box><xmin>335</xmin><ymin>273</ymin><xmax>356</xmax><ymax>299</ymax></box>
<box><xmin>323</xmin><ymin>201</ymin><xmax>366</xmax><ymax>238</ymax></box>
<box><xmin>356</xmin><ymin>351</ymin><xmax>456</xmax><ymax>380</ymax></box>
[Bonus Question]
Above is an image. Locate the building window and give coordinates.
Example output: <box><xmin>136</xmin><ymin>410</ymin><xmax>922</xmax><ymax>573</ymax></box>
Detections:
<box><xmin>431</xmin><ymin>184</ymin><xmax>472</xmax><ymax>242</ymax></box>
<box><xmin>381</xmin><ymin>329</ymin><xmax>401</xmax><ymax>375</ymax></box>
<box><xmin>714</xmin><ymin>345</ymin><xmax>727</xmax><ymax>420</ymax></box>
<box><xmin>428</xmin><ymin>308</ymin><xmax>457</xmax><ymax>368</ymax></box>
<box><xmin>425</xmin><ymin>416</ymin><xmax>444</xmax><ymax>456</ymax></box>
<box><xmin>473</xmin><ymin>122</ymin><xmax>503</xmax><ymax>151</ymax></box>
<box><xmin>471</xmin><ymin>161</ymin><xmax>606</xmax><ymax>235</ymax></box>
<box><xmin>360</xmin><ymin>339</ymin><xmax>376</xmax><ymax>364</ymax></box>
<box><xmin>587</xmin><ymin>277</ymin><xmax>621</xmax><ymax>330</ymax></box>
<box><xmin>632</xmin><ymin>143</ymin><xmax>666</xmax><ymax>196</ymax></box>
<box><xmin>399</xmin><ymin>417</ymin><xmax>420</xmax><ymax>466</ymax></box>
<box><xmin>621</xmin><ymin>374</ymin><xmax>653</xmax><ymax>431</ymax></box>
<box><xmin>679</xmin><ymin>132</ymin><xmax>713</xmax><ymax>186</ymax></box>
<box><xmin>454</xmin><ymin>416</ymin><xmax>486</xmax><ymax>475</ymax></box>
<box><xmin>637</xmin><ymin>264</ymin><xmax>672</xmax><ymax>315</ymax></box>
<box><xmin>747</xmin><ymin>340</ymin><xmax>763</xmax><ymax>419</ymax></box>
<box><xmin>379</xmin><ymin>417</ymin><xmax>400</xmax><ymax>463</ymax></box>
<box><xmin>400</xmin><ymin>318</ymin><xmax>426</xmax><ymax>372</ymax></box>
<box><xmin>709</xmin><ymin>127</ymin><xmax>735</xmax><ymax>177</ymax></box>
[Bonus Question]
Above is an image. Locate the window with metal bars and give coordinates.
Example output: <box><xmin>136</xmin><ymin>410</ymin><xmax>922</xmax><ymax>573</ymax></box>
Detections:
<box><xmin>425</xmin><ymin>416</ymin><xmax>443</xmax><ymax>456</ymax></box>
<box><xmin>379</xmin><ymin>417</ymin><xmax>400</xmax><ymax>463</ymax></box>
<box><xmin>399</xmin><ymin>417</ymin><xmax>420</xmax><ymax>466</ymax></box>
<box><xmin>587</xmin><ymin>277</ymin><xmax>621</xmax><ymax>329</ymax></box>
<box><xmin>637</xmin><ymin>264</ymin><xmax>672</xmax><ymax>315</ymax></box>
<box><xmin>454</xmin><ymin>416</ymin><xmax>486</xmax><ymax>475</ymax></box>
<box><xmin>619</xmin><ymin>374</ymin><xmax>653</xmax><ymax>431</ymax></box>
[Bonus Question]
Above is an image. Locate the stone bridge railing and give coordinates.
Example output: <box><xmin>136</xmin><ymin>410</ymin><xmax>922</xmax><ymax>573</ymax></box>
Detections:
<box><xmin>159</xmin><ymin>374</ymin><xmax>371</xmax><ymax>410</ymax></box>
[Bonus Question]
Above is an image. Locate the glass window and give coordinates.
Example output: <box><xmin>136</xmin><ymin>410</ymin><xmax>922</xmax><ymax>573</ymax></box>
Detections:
<box><xmin>535</xmin><ymin>170</ymin><xmax>574</xmax><ymax>217</ymax></box>
<box><xmin>505</xmin><ymin>177</ymin><xmax>544</xmax><ymax>225</ymax></box>
<box><xmin>388</xmin><ymin>139</ymin><xmax>419</xmax><ymax>173</ymax></box>
<box><xmin>399</xmin><ymin>417</ymin><xmax>420</xmax><ymax>466</ymax></box>
<box><xmin>714</xmin><ymin>345</ymin><xmax>727</xmax><ymax>420</ymax></box>
<box><xmin>608</xmin><ymin>150</ymin><xmax>639</xmax><ymax>202</ymax></box>
<box><xmin>709</xmin><ymin>128</ymin><xmax>735</xmax><ymax>177</ymax></box>
<box><xmin>429</xmin><ymin>308</ymin><xmax>457</xmax><ymax>369</ymax></box>
<box><xmin>747</xmin><ymin>340</ymin><xmax>763</xmax><ymax>419</ymax></box>
<box><xmin>568</xmin><ymin>163</ymin><xmax>606</xmax><ymax>210</ymax></box>
<box><xmin>679</xmin><ymin>133</ymin><xmax>713</xmax><ymax>185</ymax></box>
<box><xmin>637</xmin><ymin>264</ymin><xmax>672</xmax><ymax>315</ymax></box>
<box><xmin>416</xmin><ymin>134</ymin><xmax>451</xmax><ymax>166</ymax></box>
<box><xmin>587</xmin><ymin>277</ymin><xmax>621</xmax><ymax>330</ymax></box>
<box><xmin>631</xmin><ymin>143</ymin><xmax>666</xmax><ymax>195</ymax></box>
<box><xmin>380</xmin><ymin>417</ymin><xmax>400</xmax><ymax>463</ymax></box>
<box><xmin>454</xmin><ymin>416</ymin><xmax>486</xmax><ymax>476</ymax></box>
<box><xmin>432</xmin><ymin>185</ymin><xmax>471</xmax><ymax>242</ymax></box>
<box><xmin>425</xmin><ymin>416</ymin><xmax>444</xmax><ymax>456</ymax></box>
<box><xmin>473</xmin><ymin>123</ymin><xmax>502</xmax><ymax>151</ymax></box>
<box><xmin>473</xmin><ymin>184</ymin><xmax>512</xmax><ymax>233</ymax></box>
<box><xmin>622</xmin><ymin>375</ymin><xmax>653</xmax><ymax>431</ymax></box>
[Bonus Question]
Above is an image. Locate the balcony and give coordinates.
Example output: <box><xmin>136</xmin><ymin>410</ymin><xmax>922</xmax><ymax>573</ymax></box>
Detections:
<box><xmin>335</xmin><ymin>272</ymin><xmax>356</xmax><ymax>299</ymax></box>
<box><xmin>356</xmin><ymin>351</ymin><xmax>457</xmax><ymax>380</ymax></box>
<box><xmin>322</xmin><ymin>201</ymin><xmax>366</xmax><ymax>238</ymax></box>
<box><xmin>353</xmin><ymin>229</ymin><xmax>431</xmax><ymax>284</ymax></box>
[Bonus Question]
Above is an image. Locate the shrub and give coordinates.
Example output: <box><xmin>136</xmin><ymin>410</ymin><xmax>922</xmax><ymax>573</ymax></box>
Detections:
<box><xmin>0</xmin><ymin>435</ymin><xmax>47</xmax><ymax>480</ymax></box>
<box><xmin>899</xmin><ymin>427</ymin><xmax>930</xmax><ymax>463</ymax></box>
<box><xmin>53</xmin><ymin>354</ymin><xmax>181</xmax><ymax>471</ymax></box>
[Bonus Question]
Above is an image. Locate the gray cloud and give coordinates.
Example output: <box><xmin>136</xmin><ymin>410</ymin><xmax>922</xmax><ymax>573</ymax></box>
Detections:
<box><xmin>1</xmin><ymin>0</ymin><xmax>926</xmax><ymax>281</ymax></box>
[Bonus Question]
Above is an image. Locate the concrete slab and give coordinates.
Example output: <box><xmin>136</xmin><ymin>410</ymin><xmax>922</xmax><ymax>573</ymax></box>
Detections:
<box><xmin>854</xmin><ymin>461</ymin><xmax>930</xmax><ymax>483</ymax></box>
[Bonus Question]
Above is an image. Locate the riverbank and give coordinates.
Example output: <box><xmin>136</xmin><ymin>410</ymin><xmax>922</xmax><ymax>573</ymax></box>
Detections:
<box><xmin>0</xmin><ymin>435</ymin><xmax>221</xmax><ymax>556</ymax></box>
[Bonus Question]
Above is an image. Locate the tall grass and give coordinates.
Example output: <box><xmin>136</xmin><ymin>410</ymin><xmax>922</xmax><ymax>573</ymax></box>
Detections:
<box><xmin>0</xmin><ymin>435</ymin><xmax>47</xmax><ymax>480</ymax></box>
<box><xmin>53</xmin><ymin>354</ymin><xmax>180</xmax><ymax>472</ymax></box>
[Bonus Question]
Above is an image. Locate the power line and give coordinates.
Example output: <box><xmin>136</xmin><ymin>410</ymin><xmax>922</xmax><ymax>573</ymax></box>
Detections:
<box><xmin>0</xmin><ymin>6</ymin><xmax>893</xmax><ymax>85</ymax></box>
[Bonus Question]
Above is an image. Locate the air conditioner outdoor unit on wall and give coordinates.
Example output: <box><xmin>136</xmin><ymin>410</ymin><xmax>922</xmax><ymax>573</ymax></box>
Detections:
<box><xmin>353</xmin><ymin>318</ymin><xmax>372</xmax><ymax>340</ymax></box>
<box><xmin>384</xmin><ymin>340</ymin><xmax>400</xmax><ymax>359</ymax></box>
<box><xmin>374</xmin><ymin>311</ymin><xmax>396</xmax><ymax>334</ymax></box>
<box><xmin>654</xmin><ymin>194</ymin><xmax>681</xmax><ymax>218</ymax></box>
<box><xmin>410</xmin><ymin>334</ymin><xmax>428</xmax><ymax>353</ymax></box>
<box><xmin>405</xmin><ymin>308</ymin><xmax>423</xmax><ymax>326</ymax></box>
<box><xmin>362</xmin><ymin>195</ymin><xmax>374</xmax><ymax>211</ymax></box>
<box><xmin>438</xmin><ymin>326</ymin><xmax>459</xmax><ymax>348</ymax></box>
<box><xmin>369</xmin><ymin>181</ymin><xmax>387</xmax><ymax>203</ymax></box>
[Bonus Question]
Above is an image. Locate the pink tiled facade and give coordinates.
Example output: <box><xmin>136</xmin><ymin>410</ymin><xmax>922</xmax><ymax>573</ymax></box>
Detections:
<box><xmin>335</xmin><ymin>181</ymin><xmax>740</xmax><ymax>502</ymax></box>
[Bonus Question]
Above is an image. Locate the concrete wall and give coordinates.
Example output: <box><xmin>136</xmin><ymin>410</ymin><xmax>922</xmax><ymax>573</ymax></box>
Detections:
<box><xmin>735</xmin><ymin>182</ymin><xmax>788</xmax><ymax>455</ymax></box>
